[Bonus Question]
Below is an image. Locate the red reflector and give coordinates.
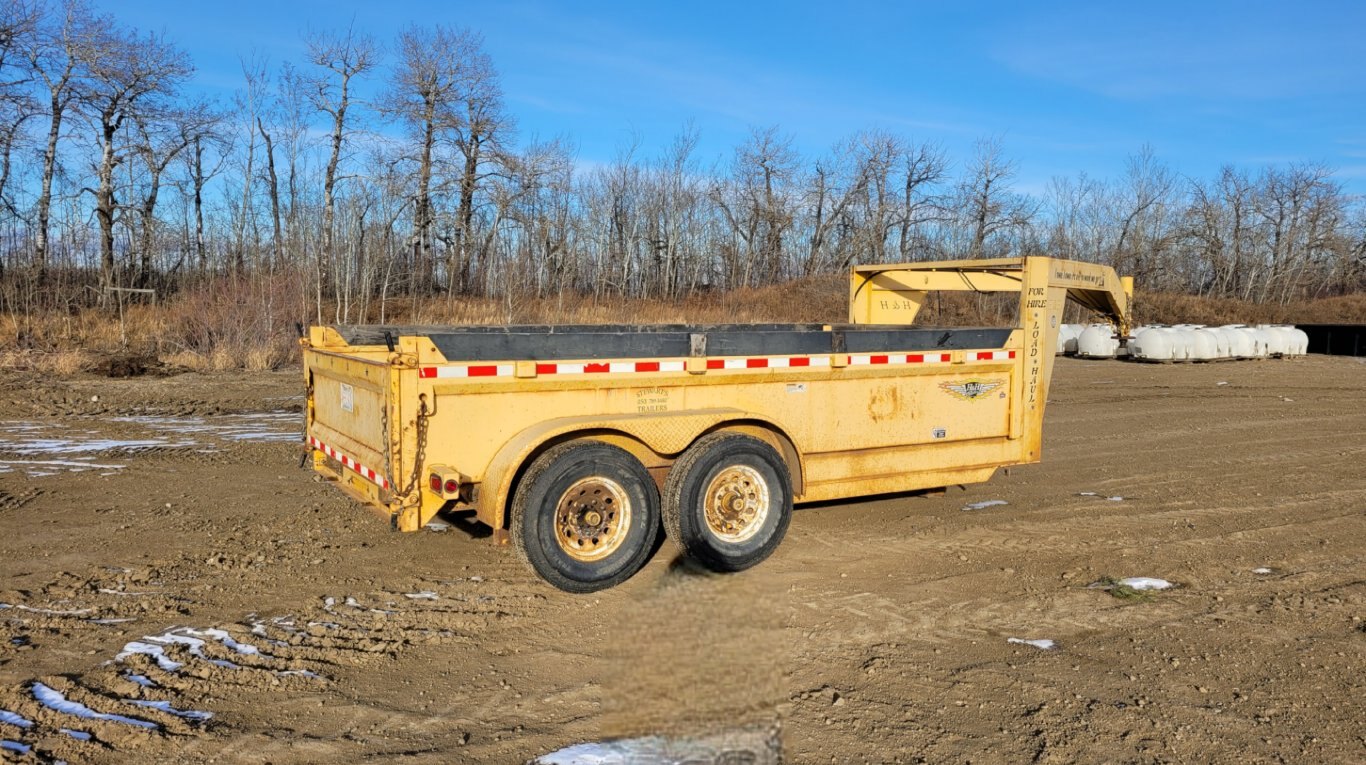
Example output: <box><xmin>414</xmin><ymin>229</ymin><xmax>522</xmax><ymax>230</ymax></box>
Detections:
<box><xmin>429</xmin><ymin>474</ymin><xmax>442</xmax><ymax>492</ymax></box>
<box><xmin>443</xmin><ymin>479</ymin><xmax>460</xmax><ymax>494</ymax></box>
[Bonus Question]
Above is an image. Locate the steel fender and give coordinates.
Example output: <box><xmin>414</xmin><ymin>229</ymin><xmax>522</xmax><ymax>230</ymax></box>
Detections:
<box><xmin>475</xmin><ymin>408</ymin><xmax>802</xmax><ymax>531</ymax></box>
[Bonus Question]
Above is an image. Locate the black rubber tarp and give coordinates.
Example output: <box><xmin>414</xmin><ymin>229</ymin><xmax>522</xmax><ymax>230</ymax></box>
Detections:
<box><xmin>334</xmin><ymin>324</ymin><xmax>1015</xmax><ymax>362</ymax></box>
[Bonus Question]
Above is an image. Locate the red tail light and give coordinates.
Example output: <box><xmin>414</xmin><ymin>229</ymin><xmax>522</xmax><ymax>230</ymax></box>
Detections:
<box><xmin>444</xmin><ymin>479</ymin><xmax>460</xmax><ymax>494</ymax></box>
<box><xmin>429</xmin><ymin>474</ymin><xmax>442</xmax><ymax>492</ymax></box>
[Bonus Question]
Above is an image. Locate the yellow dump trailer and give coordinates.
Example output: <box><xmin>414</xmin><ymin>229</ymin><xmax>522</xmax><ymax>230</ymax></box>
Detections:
<box><xmin>303</xmin><ymin>257</ymin><xmax>1131</xmax><ymax>591</ymax></box>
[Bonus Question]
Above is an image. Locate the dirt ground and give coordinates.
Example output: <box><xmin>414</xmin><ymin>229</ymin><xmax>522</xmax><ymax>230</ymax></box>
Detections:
<box><xmin>0</xmin><ymin>355</ymin><xmax>1362</xmax><ymax>764</ymax></box>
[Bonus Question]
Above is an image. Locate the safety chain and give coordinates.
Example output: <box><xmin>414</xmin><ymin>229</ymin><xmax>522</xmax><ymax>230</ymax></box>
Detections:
<box><xmin>298</xmin><ymin>374</ymin><xmax>315</xmax><ymax>468</ymax></box>
<box><xmin>396</xmin><ymin>395</ymin><xmax>430</xmax><ymax>502</ymax></box>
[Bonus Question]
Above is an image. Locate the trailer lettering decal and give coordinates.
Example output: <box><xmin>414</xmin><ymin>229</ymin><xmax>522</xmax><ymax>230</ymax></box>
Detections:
<box><xmin>309</xmin><ymin>436</ymin><xmax>390</xmax><ymax>490</ymax></box>
<box><xmin>636</xmin><ymin>387</ymin><xmax>672</xmax><ymax>413</ymax></box>
<box><xmin>416</xmin><ymin>349</ymin><xmax>1012</xmax><ymax>379</ymax></box>
<box><xmin>1027</xmin><ymin>316</ymin><xmax>1042</xmax><ymax>405</ymax></box>
<box><xmin>940</xmin><ymin>379</ymin><xmax>1006</xmax><ymax>401</ymax></box>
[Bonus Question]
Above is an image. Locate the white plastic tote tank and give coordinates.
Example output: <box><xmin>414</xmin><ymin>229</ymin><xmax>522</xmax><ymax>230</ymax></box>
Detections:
<box><xmin>1288</xmin><ymin>327</ymin><xmax>1309</xmax><ymax>356</ymax></box>
<box><xmin>1188</xmin><ymin>329</ymin><xmax>1221</xmax><ymax>361</ymax></box>
<box><xmin>1076</xmin><ymin>324</ymin><xmax>1119</xmax><ymax>359</ymax></box>
<box><xmin>1237</xmin><ymin>327</ymin><xmax>1269</xmax><ymax>358</ymax></box>
<box><xmin>1165</xmin><ymin>327</ymin><xmax>1196</xmax><ymax>361</ymax></box>
<box><xmin>1211</xmin><ymin>327</ymin><xmax>1238</xmax><ymax>358</ymax></box>
<box><xmin>1201</xmin><ymin>327</ymin><xmax>1231</xmax><ymax>358</ymax></box>
<box><xmin>1259</xmin><ymin>325</ymin><xmax>1292</xmax><ymax>356</ymax></box>
<box><xmin>1223</xmin><ymin>326</ymin><xmax>1256</xmax><ymax>358</ymax></box>
<box><xmin>1129</xmin><ymin>327</ymin><xmax>1176</xmax><ymax>362</ymax></box>
<box><xmin>1249</xmin><ymin>327</ymin><xmax>1273</xmax><ymax>358</ymax></box>
<box><xmin>1056</xmin><ymin>323</ymin><xmax>1083</xmax><ymax>355</ymax></box>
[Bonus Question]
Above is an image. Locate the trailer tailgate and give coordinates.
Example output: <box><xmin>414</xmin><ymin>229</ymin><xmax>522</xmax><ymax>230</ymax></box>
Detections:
<box><xmin>306</xmin><ymin>349</ymin><xmax>391</xmax><ymax>489</ymax></box>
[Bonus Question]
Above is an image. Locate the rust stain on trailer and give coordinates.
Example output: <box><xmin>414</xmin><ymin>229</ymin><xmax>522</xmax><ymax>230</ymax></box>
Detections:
<box><xmin>867</xmin><ymin>385</ymin><xmax>901</xmax><ymax>422</ymax></box>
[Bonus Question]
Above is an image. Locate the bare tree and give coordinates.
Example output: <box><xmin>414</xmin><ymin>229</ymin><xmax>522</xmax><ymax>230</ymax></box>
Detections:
<box><xmin>714</xmin><ymin>126</ymin><xmax>798</xmax><ymax>287</ymax></box>
<box><xmin>2</xmin><ymin>7</ymin><xmax>1365</xmax><ymax>333</ymax></box>
<box><xmin>130</xmin><ymin>102</ymin><xmax>218</xmax><ymax>282</ymax></box>
<box><xmin>306</xmin><ymin>27</ymin><xmax>378</xmax><ymax>320</ymax></box>
<box><xmin>803</xmin><ymin>140</ymin><xmax>867</xmax><ymax>276</ymax></box>
<box><xmin>0</xmin><ymin>0</ymin><xmax>42</xmax><ymax>215</ymax></box>
<box><xmin>647</xmin><ymin>125</ymin><xmax>704</xmax><ymax>297</ymax></box>
<box><xmin>384</xmin><ymin>24</ymin><xmax>478</xmax><ymax>291</ymax></box>
<box><xmin>1112</xmin><ymin>145</ymin><xmax>1177</xmax><ymax>285</ymax></box>
<box><xmin>232</xmin><ymin>55</ymin><xmax>270</xmax><ymax>273</ymax></box>
<box><xmin>895</xmin><ymin>142</ymin><xmax>948</xmax><ymax>259</ymax></box>
<box><xmin>958</xmin><ymin>137</ymin><xmax>1038</xmax><ymax>259</ymax></box>
<box><xmin>445</xmin><ymin>31</ymin><xmax>510</xmax><ymax>295</ymax></box>
<box><xmin>273</xmin><ymin>62</ymin><xmax>310</xmax><ymax>267</ymax></box>
<box><xmin>20</xmin><ymin>0</ymin><xmax>104</xmax><ymax>270</ymax></box>
<box><xmin>1254</xmin><ymin>163</ymin><xmax>1338</xmax><ymax>304</ymax></box>
<box><xmin>79</xmin><ymin>25</ymin><xmax>192</xmax><ymax>293</ymax></box>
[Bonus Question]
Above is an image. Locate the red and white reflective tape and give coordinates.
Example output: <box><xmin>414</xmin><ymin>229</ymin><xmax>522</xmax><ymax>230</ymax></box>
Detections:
<box><xmin>847</xmin><ymin>352</ymin><xmax>951</xmax><ymax>366</ymax></box>
<box><xmin>704</xmin><ymin>356</ymin><xmax>831</xmax><ymax>370</ymax></box>
<box><xmin>309</xmin><ymin>436</ymin><xmax>390</xmax><ymax>490</ymax></box>
<box><xmin>418</xmin><ymin>349</ymin><xmax>1013</xmax><ymax>378</ymax></box>
<box><xmin>419</xmin><ymin>364</ymin><xmax>514</xmax><ymax>379</ymax></box>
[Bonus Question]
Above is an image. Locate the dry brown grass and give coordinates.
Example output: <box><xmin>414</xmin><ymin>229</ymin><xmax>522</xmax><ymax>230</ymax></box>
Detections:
<box><xmin>1134</xmin><ymin>291</ymin><xmax>1366</xmax><ymax>326</ymax></box>
<box><xmin>2</xmin><ymin>275</ymin><xmax>1362</xmax><ymax>378</ymax></box>
<box><xmin>397</xmin><ymin>275</ymin><xmax>850</xmax><ymax>326</ymax></box>
<box><xmin>0</xmin><ymin>348</ymin><xmax>94</xmax><ymax>375</ymax></box>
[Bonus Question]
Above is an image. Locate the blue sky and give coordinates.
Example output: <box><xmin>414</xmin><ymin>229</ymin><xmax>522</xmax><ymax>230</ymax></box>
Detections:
<box><xmin>115</xmin><ymin>0</ymin><xmax>1366</xmax><ymax>194</ymax></box>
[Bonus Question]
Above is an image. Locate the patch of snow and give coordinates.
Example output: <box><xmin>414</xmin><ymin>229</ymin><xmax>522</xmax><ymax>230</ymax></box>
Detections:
<box><xmin>125</xmin><ymin>699</ymin><xmax>212</xmax><ymax>722</ymax></box>
<box><xmin>0</xmin><ymin>459</ymin><xmax>127</xmax><ymax>472</ymax></box>
<box><xmin>404</xmin><ymin>591</ymin><xmax>439</xmax><ymax>600</ymax></box>
<box><xmin>247</xmin><ymin>621</ymin><xmax>292</xmax><ymax>645</ymax></box>
<box><xmin>1007</xmin><ymin>638</ymin><xmax>1057</xmax><ymax>650</ymax></box>
<box><xmin>535</xmin><ymin>740</ymin><xmax>657</xmax><ymax>764</ymax></box>
<box><xmin>89</xmin><ymin>617</ymin><xmax>138</xmax><ymax>625</ymax></box>
<box><xmin>275</xmin><ymin>669</ymin><xmax>323</xmax><ymax>680</ymax></box>
<box><xmin>533</xmin><ymin>730</ymin><xmax>781</xmax><ymax>764</ymax></box>
<box><xmin>114</xmin><ymin>413</ymin><xmax>298</xmax><ymax>444</ymax></box>
<box><xmin>0</xmin><ymin>709</ymin><xmax>34</xmax><ymax>729</ymax></box>
<box><xmin>125</xmin><ymin>674</ymin><xmax>156</xmax><ymax>688</ymax></box>
<box><xmin>1252</xmin><ymin>567</ymin><xmax>1274</xmax><ymax>575</ymax></box>
<box><xmin>116</xmin><ymin>641</ymin><xmax>184</xmax><ymax>672</ymax></box>
<box><xmin>180</xmin><ymin>627</ymin><xmax>262</xmax><ymax>656</ymax></box>
<box><xmin>1077</xmin><ymin>491</ymin><xmax>1098</xmax><ymax>496</ymax></box>
<box><xmin>963</xmin><ymin>500</ymin><xmax>1008</xmax><ymax>511</ymax></box>
<box><xmin>1118</xmin><ymin>577</ymin><xmax>1173</xmax><ymax>591</ymax></box>
<box><xmin>0</xmin><ymin>603</ymin><xmax>94</xmax><ymax>616</ymax></box>
<box><xmin>1</xmin><ymin>740</ymin><xmax>31</xmax><ymax>754</ymax></box>
<box><xmin>60</xmin><ymin>728</ymin><xmax>92</xmax><ymax>741</ymax></box>
<box><xmin>0</xmin><ymin>435</ymin><xmax>188</xmax><ymax>454</ymax></box>
<box><xmin>1106</xmin><ymin>496</ymin><xmax>1126</xmax><ymax>502</ymax></box>
<box><xmin>425</xmin><ymin>519</ymin><xmax>452</xmax><ymax>532</ymax></box>
<box><xmin>142</xmin><ymin>631</ymin><xmax>241</xmax><ymax>669</ymax></box>
<box><xmin>119</xmin><ymin>628</ymin><xmax>254</xmax><ymax>671</ymax></box>
<box><xmin>31</xmin><ymin>683</ymin><xmax>158</xmax><ymax>730</ymax></box>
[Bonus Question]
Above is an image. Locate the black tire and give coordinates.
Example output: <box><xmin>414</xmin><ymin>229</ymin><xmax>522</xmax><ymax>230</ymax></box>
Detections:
<box><xmin>510</xmin><ymin>440</ymin><xmax>660</xmax><ymax>593</ymax></box>
<box><xmin>663</xmin><ymin>432</ymin><xmax>793</xmax><ymax>572</ymax></box>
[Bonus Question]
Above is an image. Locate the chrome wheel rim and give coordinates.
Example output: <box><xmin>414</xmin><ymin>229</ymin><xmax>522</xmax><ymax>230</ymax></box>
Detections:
<box><xmin>703</xmin><ymin>464</ymin><xmax>770</xmax><ymax>543</ymax></box>
<box><xmin>555</xmin><ymin>477</ymin><xmax>631</xmax><ymax>562</ymax></box>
